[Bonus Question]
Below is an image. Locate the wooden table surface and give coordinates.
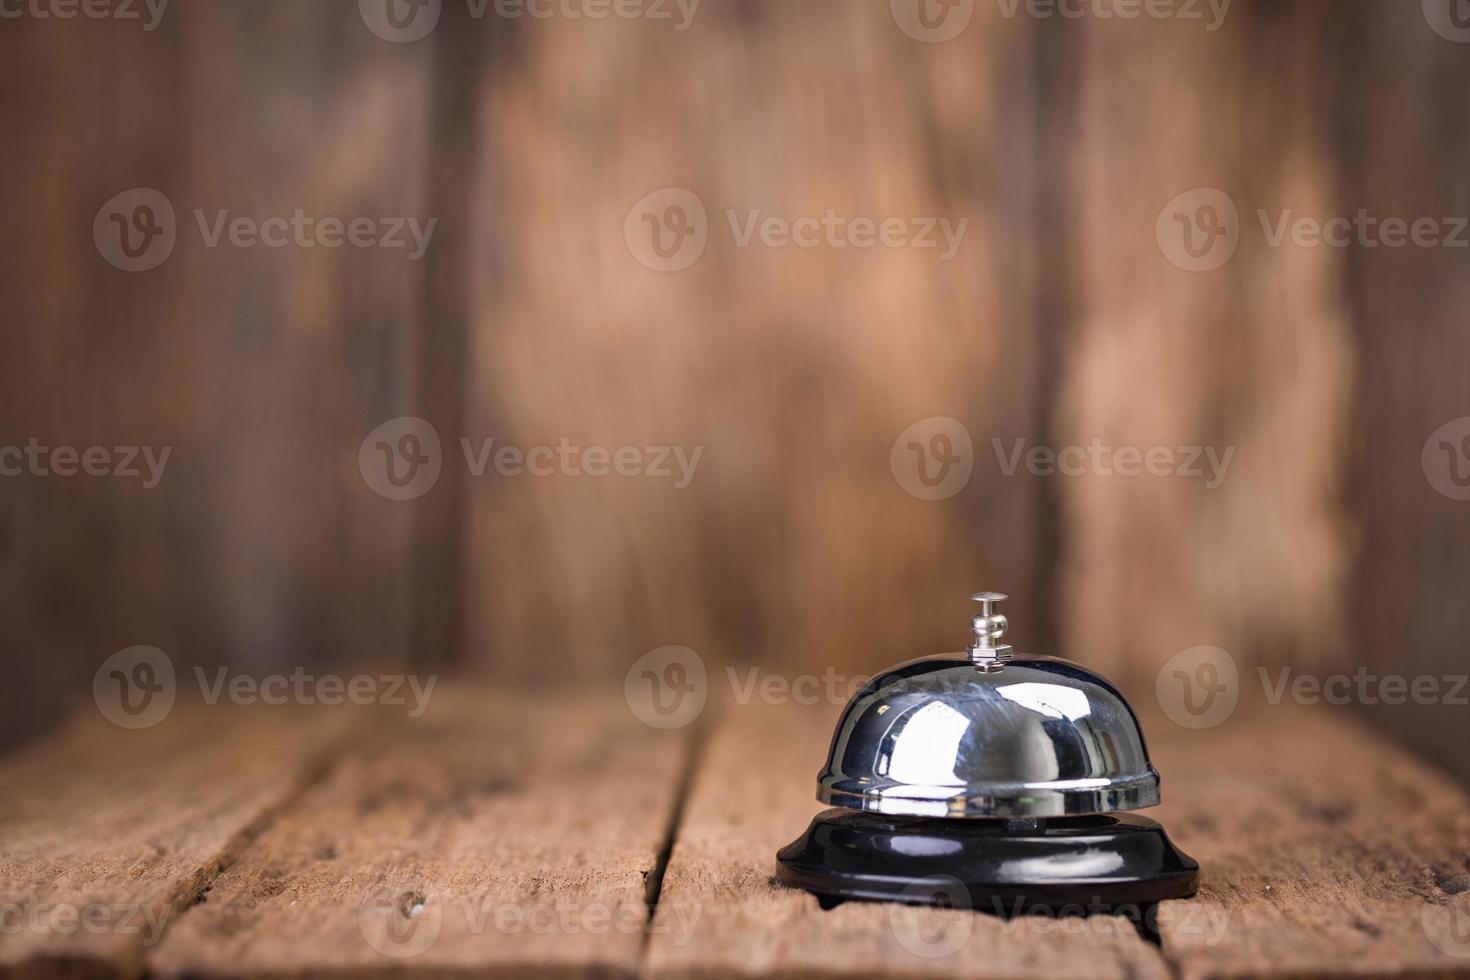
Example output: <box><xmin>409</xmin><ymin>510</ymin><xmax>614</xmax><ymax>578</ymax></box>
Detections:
<box><xmin>3</xmin><ymin>685</ymin><xmax>1470</xmax><ymax>979</ymax></box>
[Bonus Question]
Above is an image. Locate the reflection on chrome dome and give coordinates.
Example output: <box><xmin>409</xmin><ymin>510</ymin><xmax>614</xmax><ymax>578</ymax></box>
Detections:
<box><xmin>816</xmin><ymin>655</ymin><xmax>1160</xmax><ymax>818</ymax></box>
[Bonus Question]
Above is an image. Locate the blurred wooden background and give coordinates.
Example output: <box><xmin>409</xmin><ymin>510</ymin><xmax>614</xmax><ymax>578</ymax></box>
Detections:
<box><xmin>0</xmin><ymin>1</ymin><xmax>1467</xmax><ymax>781</ymax></box>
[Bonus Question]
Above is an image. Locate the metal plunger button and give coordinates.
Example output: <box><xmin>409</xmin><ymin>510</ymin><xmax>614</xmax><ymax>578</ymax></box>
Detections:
<box><xmin>968</xmin><ymin>591</ymin><xmax>1012</xmax><ymax>670</ymax></box>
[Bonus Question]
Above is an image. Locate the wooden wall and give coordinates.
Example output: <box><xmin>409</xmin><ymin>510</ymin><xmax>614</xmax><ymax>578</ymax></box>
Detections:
<box><xmin>1</xmin><ymin>0</ymin><xmax>1466</xmax><ymax>783</ymax></box>
<box><xmin>0</xmin><ymin>3</ymin><xmax>438</xmax><ymax>744</ymax></box>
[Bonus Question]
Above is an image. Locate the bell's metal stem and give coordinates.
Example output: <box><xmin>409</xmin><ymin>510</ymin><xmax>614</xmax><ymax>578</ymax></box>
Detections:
<box><xmin>968</xmin><ymin>591</ymin><xmax>1013</xmax><ymax>670</ymax></box>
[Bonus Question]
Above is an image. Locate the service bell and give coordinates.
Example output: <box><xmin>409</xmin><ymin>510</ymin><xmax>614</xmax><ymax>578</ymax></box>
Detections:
<box><xmin>776</xmin><ymin>593</ymin><xmax>1199</xmax><ymax>911</ymax></box>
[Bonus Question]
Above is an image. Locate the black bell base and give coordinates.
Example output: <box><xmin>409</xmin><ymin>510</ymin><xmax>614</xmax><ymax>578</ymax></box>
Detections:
<box><xmin>776</xmin><ymin>808</ymin><xmax>1198</xmax><ymax>913</ymax></box>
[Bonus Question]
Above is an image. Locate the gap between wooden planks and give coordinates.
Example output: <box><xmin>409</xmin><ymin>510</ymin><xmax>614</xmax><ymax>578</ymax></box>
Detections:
<box><xmin>146</xmin><ymin>686</ymin><xmax>692</xmax><ymax>979</ymax></box>
<box><xmin>0</xmin><ymin>701</ymin><xmax>352</xmax><ymax>978</ymax></box>
<box><xmin>646</xmin><ymin>698</ymin><xmax>1470</xmax><ymax>980</ymax></box>
<box><xmin>5</xmin><ymin>685</ymin><xmax>1470</xmax><ymax>979</ymax></box>
<box><xmin>645</xmin><ymin>698</ymin><xmax>1171</xmax><ymax>980</ymax></box>
<box><xmin>0</xmin><ymin>687</ymin><xmax>693</xmax><ymax>980</ymax></box>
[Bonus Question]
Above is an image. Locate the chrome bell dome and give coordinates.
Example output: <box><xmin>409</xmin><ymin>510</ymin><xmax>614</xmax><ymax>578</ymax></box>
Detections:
<box><xmin>815</xmin><ymin>593</ymin><xmax>1160</xmax><ymax>819</ymax></box>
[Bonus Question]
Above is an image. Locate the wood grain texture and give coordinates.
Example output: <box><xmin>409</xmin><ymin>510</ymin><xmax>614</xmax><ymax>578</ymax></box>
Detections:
<box><xmin>146</xmin><ymin>688</ymin><xmax>691</xmax><ymax>980</ymax></box>
<box><xmin>10</xmin><ymin>0</ymin><xmax>1465</xmax><ymax>800</ymax></box>
<box><xmin>0</xmin><ymin>12</ymin><xmax>192</xmax><ymax>753</ymax></box>
<box><xmin>643</xmin><ymin>698</ymin><xmax>1170</xmax><ymax>980</ymax></box>
<box><xmin>464</xmin><ymin>0</ymin><xmax>1052</xmax><ymax>689</ymax></box>
<box><xmin>1056</xmin><ymin>2</ymin><xmax>1355</xmax><ymax>687</ymax></box>
<box><xmin>0</xmin><ymin>0</ymin><xmax>436</xmax><ymax>749</ymax></box>
<box><xmin>5</xmin><ymin>691</ymin><xmax>1470</xmax><ymax>978</ymax></box>
<box><xmin>1342</xmin><ymin>1</ymin><xmax>1470</xmax><ymax>789</ymax></box>
<box><xmin>1148</xmin><ymin>703</ymin><xmax>1470</xmax><ymax>978</ymax></box>
<box><xmin>0</xmin><ymin>704</ymin><xmax>341</xmax><ymax>978</ymax></box>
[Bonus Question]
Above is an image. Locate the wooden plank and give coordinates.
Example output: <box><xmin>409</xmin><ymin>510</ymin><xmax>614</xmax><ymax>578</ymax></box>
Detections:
<box><xmin>1055</xmin><ymin>2</ymin><xmax>1355</xmax><ymax>688</ymax></box>
<box><xmin>0</xmin><ymin>0</ymin><xmax>436</xmax><ymax>750</ymax></box>
<box><xmin>1149</xmin><ymin>705</ymin><xmax>1470</xmax><ymax>978</ymax></box>
<box><xmin>0</xmin><ymin>10</ymin><xmax>192</xmax><ymax>753</ymax></box>
<box><xmin>404</xmin><ymin>0</ymin><xmax>492</xmax><ymax>684</ymax></box>
<box><xmin>0</xmin><ymin>704</ymin><xmax>342</xmax><ymax>978</ymax></box>
<box><xmin>1341</xmin><ymin>0</ymin><xmax>1470</xmax><ymax>789</ymax></box>
<box><xmin>463</xmin><ymin>0</ymin><xmax>1054</xmax><ymax>687</ymax></box>
<box><xmin>146</xmin><ymin>688</ymin><xmax>691</xmax><ymax>979</ymax></box>
<box><xmin>643</xmin><ymin>698</ymin><xmax>1171</xmax><ymax>980</ymax></box>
